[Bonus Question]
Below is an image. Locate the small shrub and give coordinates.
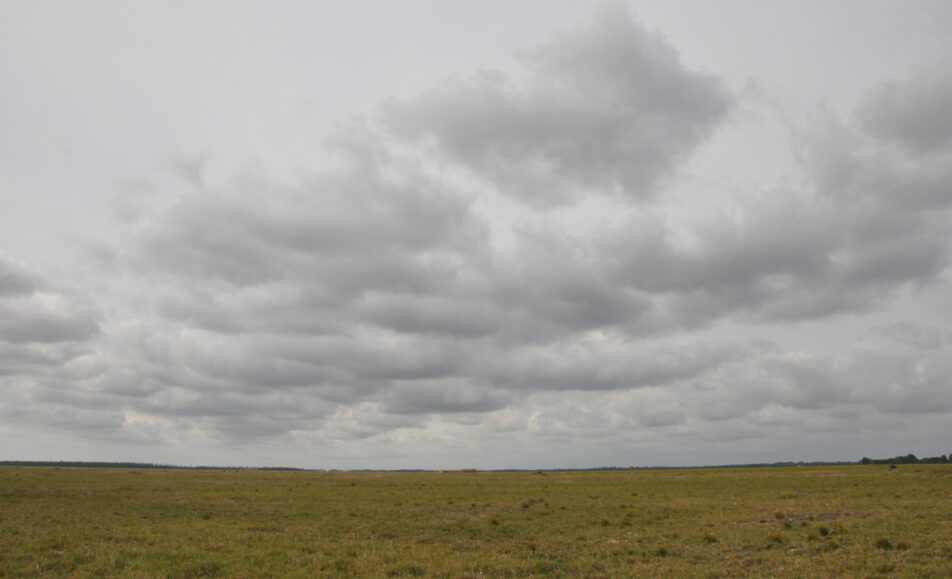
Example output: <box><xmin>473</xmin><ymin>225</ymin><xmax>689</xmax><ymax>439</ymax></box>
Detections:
<box><xmin>201</xmin><ymin>560</ymin><xmax>223</xmax><ymax>576</ymax></box>
<box><xmin>386</xmin><ymin>565</ymin><xmax>425</xmax><ymax>577</ymax></box>
<box><xmin>654</xmin><ymin>546</ymin><xmax>670</xmax><ymax>557</ymax></box>
<box><xmin>874</xmin><ymin>537</ymin><xmax>893</xmax><ymax>550</ymax></box>
<box><xmin>331</xmin><ymin>559</ymin><xmax>353</xmax><ymax>573</ymax></box>
<box><xmin>187</xmin><ymin>560</ymin><xmax>222</xmax><ymax>577</ymax></box>
<box><xmin>817</xmin><ymin>526</ymin><xmax>830</xmax><ymax>537</ymax></box>
<box><xmin>529</xmin><ymin>560</ymin><xmax>561</xmax><ymax>574</ymax></box>
<box><xmin>702</xmin><ymin>532</ymin><xmax>718</xmax><ymax>544</ymax></box>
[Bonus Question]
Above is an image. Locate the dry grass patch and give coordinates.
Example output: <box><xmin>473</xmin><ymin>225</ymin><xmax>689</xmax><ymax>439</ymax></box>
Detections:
<box><xmin>1</xmin><ymin>465</ymin><xmax>951</xmax><ymax>576</ymax></box>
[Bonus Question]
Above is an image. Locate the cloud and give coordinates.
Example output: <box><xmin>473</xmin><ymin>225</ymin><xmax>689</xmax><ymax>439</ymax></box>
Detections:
<box><xmin>858</xmin><ymin>67</ymin><xmax>952</xmax><ymax>154</ymax></box>
<box><xmin>593</xmin><ymin>101</ymin><xmax>952</xmax><ymax>327</ymax></box>
<box><xmin>502</xmin><ymin>323</ymin><xmax>952</xmax><ymax>456</ymax></box>
<box><xmin>0</xmin><ymin>293</ymin><xmax>100</xmax><ymax>344</ymax></box>
<box><xmin>380</xmin><ymin>379</ymin><xmax>509</xmax><ymax>415</ymax></box>
<box><xmin>383</xmin><ymin>3</ymin><xmax>731</xmax><ymax>206</ymax></box>
<box><xmin>4</xmin><ymin>6</ymin><xmax>952</xmax><ymax>465</ymax></box>
<box><xmin>0</xmin><ymin>254</ymin><xmax>100</xmax><ymax>346</ymax></box>
<box><xmin>0</xmin><ymin>255</ymin><xmax>38</xmax><ymax>297</ymax></box>
<box><xmin>0</xmin><ymin>255</ymin><xmax>107</xmax><ymax>441</ymax></box>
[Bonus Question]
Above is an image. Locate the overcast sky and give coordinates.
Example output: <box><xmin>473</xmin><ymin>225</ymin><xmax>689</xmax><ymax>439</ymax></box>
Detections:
<box><xmin>2</xmin><ymin>1</ymin><xmax>951</xmax><ymax>469</ymax></box>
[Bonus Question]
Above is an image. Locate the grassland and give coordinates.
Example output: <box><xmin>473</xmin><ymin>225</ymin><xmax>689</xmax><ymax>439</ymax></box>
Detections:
<box><xmin>1</xmin><ymin>464</ymin><xmax>950</xmax><ymax>577</ymax></box>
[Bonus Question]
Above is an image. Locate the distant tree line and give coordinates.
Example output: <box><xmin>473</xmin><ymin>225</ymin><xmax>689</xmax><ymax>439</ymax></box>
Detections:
<box><xmin>3</xmin><ymin>457</ymin><xmax>949</xmax><ymax>471</ymax></box>
<box><xmin>859</xmin><ymin>454</ymin><xmax>949</xmax><ymax>465</ymax></box>
<box><xmin>0</xmin><ymin>461</ymin><xmax>304</xmax><ymax>471</ymax></box>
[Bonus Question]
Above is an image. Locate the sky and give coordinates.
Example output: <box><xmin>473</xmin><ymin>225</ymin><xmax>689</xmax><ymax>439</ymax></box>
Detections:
<box><xmin>2</xmin><ymin>1</ymin><xmax>951</xmax><ymax>469</ymax></box>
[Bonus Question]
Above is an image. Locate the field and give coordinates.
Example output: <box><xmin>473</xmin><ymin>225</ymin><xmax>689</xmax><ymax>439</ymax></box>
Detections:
<box><xmin>1</xmin><ymin>465</ymin><xmax>951</xmax><ymax>577</ymax></box>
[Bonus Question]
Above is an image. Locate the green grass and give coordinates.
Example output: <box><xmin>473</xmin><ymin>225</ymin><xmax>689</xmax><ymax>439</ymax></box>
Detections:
<box><xmin>1</xmin><ymin>465</ymin><xmax>951</xmax><ymax>577</ymax></box>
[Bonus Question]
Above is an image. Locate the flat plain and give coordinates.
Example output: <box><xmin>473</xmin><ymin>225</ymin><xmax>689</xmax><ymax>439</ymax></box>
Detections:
<box><xmin>1</xmin><ymin>464</ymin><xmax>950</xmax><ymax>577</ymax></box>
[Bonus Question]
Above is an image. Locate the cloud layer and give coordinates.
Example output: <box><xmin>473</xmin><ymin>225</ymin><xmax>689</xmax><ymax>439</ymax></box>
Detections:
<box><xmin>3</xmin><ymin>6</ymin><xmax>951</xmax><ymax>467</ymax></box>
<box><xmin>384</xmin><ymin>5</ymin><xmax>730</xmax><ymax>206</ymax></box>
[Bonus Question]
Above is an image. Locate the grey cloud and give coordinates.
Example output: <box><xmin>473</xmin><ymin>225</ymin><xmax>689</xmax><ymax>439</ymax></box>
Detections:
<box><xmin>481</xmin><ymin>337</ymin><xmax>744</xmax><ymax>393</ymax></box>
<box><xmin>479</xmin><ymin>322</ymin><xmax>951</xmax><ymax>456</ymax></box>
<box><xmin>485</xmin><ymin>231</ymin><xmax>650</xmax><ymax>340</ymax></box>
<box><xmin>381</xmin><ymin>379</ymin><xmax>508</xmax><ymax>415</ymax></box>
<box><xmin>143</xmin><ymin>389</ymin><xmax>330</xmax><ymax>423</ymax></box>
<box><xmin>133</xmin><ymin>145</ymin><xmax>489</xmax><ymax>337</ymax></box>
<box><xmin>56</xmin><ymin>61</ymin><xmax>946</xmax><ymax>445</ymax></box>
<box><xmin>10</xmin><ymin>404</ymin><xmax>127</xmax><ymax>437</ymax></box>
<box><xmin>120</xmin><ymin>15</ymin><xmax>952</xmax><ymax>366</ymax></box>
<box><xmin>685</xmin><ymin>325</ymin><xmax>952</xmax><ymax>426</ymax></box>
<box><xmin>0</xmin><ymin>255</ymin><xmax>37</xmax><ymax>297</ymax></box>
<box><xmin>0</xmin><ymin>342</ymin><xmax>91</xmax><ymax>375</ymax></box>
<box><xmin>597</xmin><ymin>107</ymin><xmax>952</xmax><ymax>327</ymax></box>
<box><xmin>0</xmin><ymin>297</ymin><xmax>100</xmax><ymax>344</ymax></box>
<box><xmin>317</xmin><ymin>402</ymin><xmax>426</xmax><ymax>442</ymax></box>
<box><xmin>841</xmin><ymin>328</ymin><xmax>952</xmax><ymax>415</ymax></box>
<box><xmin>873</xmin><ymin>322</ymin><xmax>943</xmax><ymax>350</ymax></box>
<box><xmin>858</xmin><ymin>68</ymin><xmax>952</xmax><ymax>153</ymax></box>
<box><xmin>0</xmin><ymin>343</ymin><xmax>62</xmax><ymax>373</ymax></box>
<box><xmin>383</xmin><ymin>4</ymin><xmax>730</xmax><ymax>206</ymax></box>
<box><xmin>0</xmin><ymin>256</ymin><xmax>100</xmax><ymax>345</ymax></box>
<box><xmin>356</xmin><ymin>293</ymin><xmax>501</xmax><ymax>338</ymax></box>
<box><xmin>169</xmin><ymin>152</ymin><xmax>208</xmax><ymax>190</ymax></box>
<box><xmin>8</xmin><ymin>8</ymin><xmax>952</xmax><ymax>460</ymax></box>
<box><xmin>227</xmin><ymin>332</ymin><xmax>463</xmax><ymax>389</ymax></box>
<box><xmin>605</xmin><ymin>200</ymin><xmax>835</xmax><ymax>294</ymax></box>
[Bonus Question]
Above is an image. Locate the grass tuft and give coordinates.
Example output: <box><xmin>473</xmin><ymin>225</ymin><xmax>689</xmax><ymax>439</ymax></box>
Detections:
<box><xmin>386</xmin><ymin>564</ymin><xmax>425</xmax><ymax>577</ymax></box>
<box><xmin>874</xmin><ymin>537</ymin><xmax>893</xmax><ymax>550</ymax></box>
